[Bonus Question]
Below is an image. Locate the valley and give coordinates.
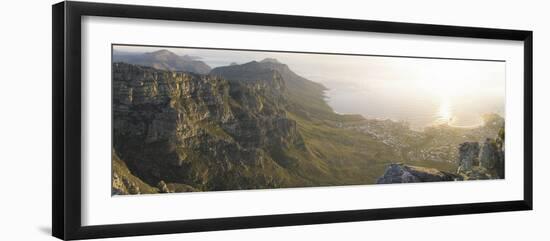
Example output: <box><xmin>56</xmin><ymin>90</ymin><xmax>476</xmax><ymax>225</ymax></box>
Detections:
<box><xmin>111</xmin><ymin>49</ymin><xmax>505</xmax><ymax>194</ymax></box>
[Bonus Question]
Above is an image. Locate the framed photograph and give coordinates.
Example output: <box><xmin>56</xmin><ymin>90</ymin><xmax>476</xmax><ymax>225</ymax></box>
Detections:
<box><xmin>52</xmin><ymin>1</ymin><xmax>533</xmax><ymax>240</ymax></box>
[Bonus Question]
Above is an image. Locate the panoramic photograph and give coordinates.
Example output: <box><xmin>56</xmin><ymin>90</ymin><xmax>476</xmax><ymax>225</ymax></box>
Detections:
<box><xmin>111</xmin><ymin>44</ymin><xmax>506</xmax><ymax>195</ymax></box>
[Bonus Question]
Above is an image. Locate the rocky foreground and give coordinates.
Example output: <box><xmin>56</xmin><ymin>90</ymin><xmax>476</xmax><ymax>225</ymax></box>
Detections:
<box><xmin>376</xmin><ymin>163</ymin><xmax>461</xmax><ymax>183</ymax></box>
<box><xmin>377</xmin><ymin>129</ymin><xmax>505</xmax><ymax>184</ymax></box>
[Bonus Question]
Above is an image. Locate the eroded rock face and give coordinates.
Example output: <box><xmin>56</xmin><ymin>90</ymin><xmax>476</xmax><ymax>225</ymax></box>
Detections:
<box><xmin>113</xmin><ymin>63</ymin><xmax>305</xmax><ymax>190</ymax></box>
<box><xmin>456</xmin><ymin>130</ymin><xmax>504</xmax><ymax>179</ymax></box>
<box><xmin>211</xmin><ymin>59</ymin><xmax>331</xmax><ymax>121</ymax></box>
<box><xmin>458</xmin><ymin>142</ymin><xmax>480</xmax><ymax>171</ymax></box>
<box><xmin>478</xmin><ymin>137</ymin><xmax>505</xmax><ymax>178</ymax></box>
<box><xmin>480</xmin><ymin>138</ymin><xmax>499</xmax><ymax>169</ymax></box>
<box><xmin>376</xmin><ymin>163</ymin><xmax>461</xmax><ymax>184</ymax></box>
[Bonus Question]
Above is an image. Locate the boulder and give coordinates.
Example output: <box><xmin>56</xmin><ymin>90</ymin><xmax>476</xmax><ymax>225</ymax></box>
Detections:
<box><xmin>377</xmin><ymin>163</ymin><xmax>461</xmax><ymax>184</ymax></box>
<box><xmin>157</xmin><ymin>180</ymin><xmax>172</xmax><ymax>193</ymax></box>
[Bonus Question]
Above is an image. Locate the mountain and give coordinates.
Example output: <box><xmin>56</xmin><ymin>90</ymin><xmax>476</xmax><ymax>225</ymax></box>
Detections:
<box><xmin>113</xmin><ymin>49</ymin><xmax>211</xmax><ymax>74</ymax></box>
<box><xmin>211</xmin><ymin>58</ymin><xmax>349</xmax><ymax>122</ymax></box>
<box><xmin>112</xmin><ymin>60</ymin><xmax>401</xmax><ymax>193</ymax></box>
<box><xmin>112</xmin><ymin>58</ymin><xmax>504</xmax><ymax>194</ymax></box>
<box><xmin>113</xmin><ymin>62</ymin><xmax>328</xmax><ymax>192</ymax></box>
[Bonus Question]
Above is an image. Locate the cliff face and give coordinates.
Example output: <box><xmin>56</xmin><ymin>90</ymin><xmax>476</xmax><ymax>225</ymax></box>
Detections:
<box><xmin>112</xmin><ymin>59</ymin><xmax>400</xmax><ymax>193</ymax></box>
<box><xmin>457</xmin><ymin>129</ymin><xmax>505</xmax><ymax>180</ymax></box>
<box><xmin>113</xmin><ymin>62</ymin><xmax>310</xmax><ymax>191</ymax></box>
<box><xmin>211</xmin><ymin>59</ymin><xmax>338</xmax><ymax>121</ymax></box>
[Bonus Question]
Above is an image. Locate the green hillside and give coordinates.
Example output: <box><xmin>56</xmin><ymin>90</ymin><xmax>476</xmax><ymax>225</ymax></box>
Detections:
<box><xmin>112</xmin><ymin>54</ymin><xmax>503</xmax><ymax>194</ymax></box>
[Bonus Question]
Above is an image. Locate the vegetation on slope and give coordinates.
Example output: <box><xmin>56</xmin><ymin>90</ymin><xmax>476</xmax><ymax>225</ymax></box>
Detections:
<box><xmin>112</xmin><ymin>150</ymin><xmax>159</xmax><ymax>195</ymax></box>
<box><xmin>112</xmin><ymin>54</ymin><xmax>504</xmax><ymax>194</ymax></box>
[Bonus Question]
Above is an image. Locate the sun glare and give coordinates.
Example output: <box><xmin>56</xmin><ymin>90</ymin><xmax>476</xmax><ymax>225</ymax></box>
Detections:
<box><xmin>436</xmin><ymin>97</ymin><xmax>453</xmax><ymax>125</ymax></box>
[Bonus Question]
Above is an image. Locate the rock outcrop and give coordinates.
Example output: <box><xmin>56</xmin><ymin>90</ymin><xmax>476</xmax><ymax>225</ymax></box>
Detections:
<box><xmin>156</xmin><ymin>180</ymin><xmax>172</xmax><ymax>193</ymax></box>
<box><xmin>457</xmin><ymin>142</ymin><xmax>480</xmax><ymax>171</ymax></box>
<box><xmin>112</xmin><ymin>172</ymin><xmax>141</xmax><ymax>195</ymax></box>
<box><xmin>376</xmin><ymin>163</ymin><xmax>461</xmax><ymax>184</ymax></box>
<box><xmin>378</xmin><ymin>128</ymin><xmax>505</xmax><ymax>184</ymax></box>
<box><xmin>457</xmin><ymin>130</ymin><xmax>504</xmax><ymax>179</ymax></box>
<box><xmin>480</xmin><ymin>138</ymin><xmax>499</xmax><ymax>169</ymax></box>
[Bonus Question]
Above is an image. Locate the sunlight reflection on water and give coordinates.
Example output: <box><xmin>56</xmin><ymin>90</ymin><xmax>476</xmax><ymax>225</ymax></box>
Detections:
<box><xmin>324</xmin><ymin>88</ymin><xmax>497</xmax><ymax>130</ymax></box>
<box><xmin>435</xmin><ymin>97</ymin><xmax>452</xmax><ymax>125</ymax></box>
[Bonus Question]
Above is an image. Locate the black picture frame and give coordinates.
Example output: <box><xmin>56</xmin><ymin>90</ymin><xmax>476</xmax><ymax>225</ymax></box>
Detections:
<box><xmin>52</xmin><ymin>1</ymin><xmax>533</xmax><ymax>240</ymax></box>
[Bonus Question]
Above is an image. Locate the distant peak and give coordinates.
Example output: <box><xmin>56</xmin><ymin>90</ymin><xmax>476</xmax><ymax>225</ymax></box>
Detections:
<box><xmin>149</xmin><ymin>49</ymin><xmax>177</xmax><ymax>56</ymax></box>
<box><xmin>260</xmin><ymin>58</ymin><xmax>280</xmax><ymax>64</ymax></box>
<box><xmin>152</xmin><ymin>49</ymin><xmax>170</xmax><ymax>53</ymax></box>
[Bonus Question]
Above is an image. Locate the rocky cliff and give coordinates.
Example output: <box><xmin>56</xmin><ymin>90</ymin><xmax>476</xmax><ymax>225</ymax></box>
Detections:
<box><xmin>112</xmin><ymin>56</ymin><xmax>404</xmax><ymax>193</ymax></box>
<box><xmin>457</xmin><ymin>128</ymin><xmax>505</xmax><ymax>180</ymax></box>
<box><xmin>112</xmin><ymin>53</ymin><xmax>505</xmax><ymax>194</ymax></box>
<box><xmin>211</xmin><ymin>58</ymin><xmax>340</xmax><ymax>121</ymax></box>
<box><xmin>112</xmin><ymin>62</ymin><xmax>329</xmax><ymax>192</ymax></box>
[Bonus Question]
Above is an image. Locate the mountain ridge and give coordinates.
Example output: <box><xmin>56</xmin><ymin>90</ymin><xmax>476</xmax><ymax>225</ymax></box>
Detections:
<box><xmin>111</xmin><ymin>56</ymin><xmax>505</xmax><ymax>194</ymax></box>
<box><xmin>113</xmin><ymin>49</ymin><xmax>212</xmax><ymax>74</ymax></box>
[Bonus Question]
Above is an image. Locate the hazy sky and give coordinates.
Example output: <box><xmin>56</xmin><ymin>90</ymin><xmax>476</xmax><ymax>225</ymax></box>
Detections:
<box><xmin>114</xmin><ymin>45</ymin><xmax>506</xmax><ymax>129</ymax></box>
